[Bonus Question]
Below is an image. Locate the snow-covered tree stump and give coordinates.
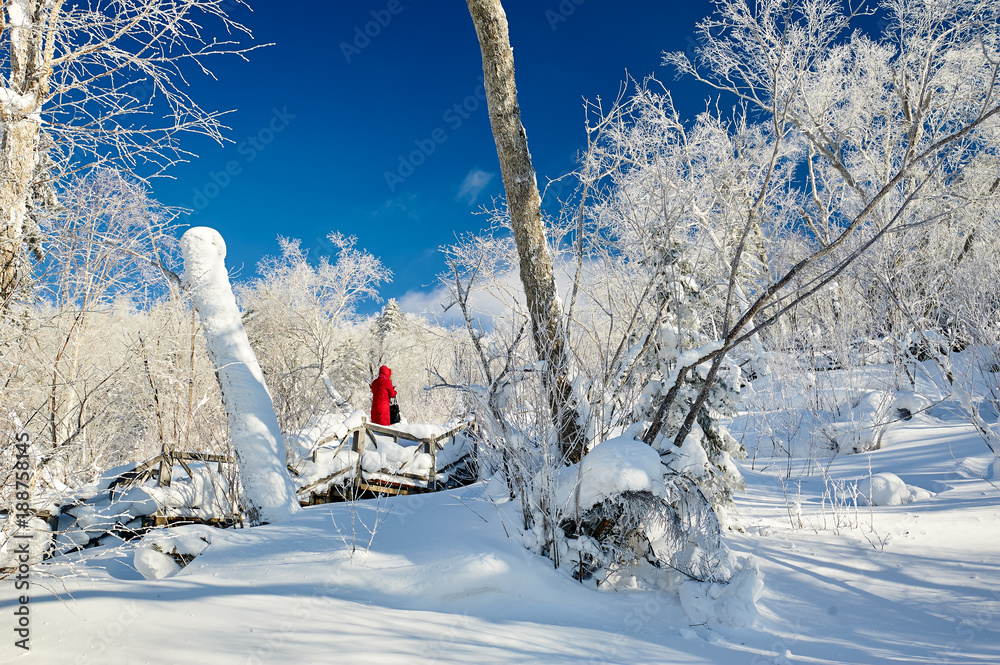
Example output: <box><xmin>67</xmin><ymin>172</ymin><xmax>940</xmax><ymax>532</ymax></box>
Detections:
<box><xmin>180</xmin><ymin>227</ymin><xmax>299</xmax><ymax>525</ymax></box>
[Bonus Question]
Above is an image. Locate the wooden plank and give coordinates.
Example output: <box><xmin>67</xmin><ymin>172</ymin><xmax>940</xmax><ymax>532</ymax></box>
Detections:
<box><xmin>174</xmin><ymin>452</ymin><xmax>232</xmax><ymax>464</ymax></box>
<box><xmin>363</xmin><ymin>419</ymin><xmax>473</xmax><ymax>446</ymax></box>
<box><xmin>371</xmin><ymin>470</ymin><xmax>432</xmax><ymax>483</ymax></box>
<box><xmin>363</xmin><ymin>421</ymin><xmax>419</xmax><ymax>439</ymax></box>
<box><xmin>313</xmin><ymin>432</ymin><xmax>346</xmax><ymax>451</ymax></box>
<box><xmin>425</xmin><ymin>419</ymin><xmax>475</xmax><ymax>446</ymax></box>
<box><xmin>107</xmin><ymin>453</ymin><xmax>163</xmax><ymax>495</ymax></box>
<box><xmin>362</xmin><ymin>419</ymin><xmax>474</xmax><ymax>451</ymax></box>
<box><xmin>175</xmin><ymin>456</ymin><xmax>195</xmax><ymax>480</ymax></box>
<box><xmin>132</xmin><ymin>453</ymin><xmax>165</xmax><ymax>477</ymax></box>
<box><xmin>296</xmin><ymin>466</ymin><xmax>352</xmax><ymax>494</ymax></box>
<box><xmin>355</xmin><ymin>480</ymin><xmax>418</xmax><ymax>496</ymax></box>
<box><xmin>311</xmin><ymin>436</ymin><xmax>350</xmax><ymax>465</ymax></box>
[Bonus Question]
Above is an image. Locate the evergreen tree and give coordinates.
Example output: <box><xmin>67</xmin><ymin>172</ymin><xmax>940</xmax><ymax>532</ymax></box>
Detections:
<box><xmin>374</xmin><ymin>298</ymin><xmax>405</xmax><ymax>340</ymax></box>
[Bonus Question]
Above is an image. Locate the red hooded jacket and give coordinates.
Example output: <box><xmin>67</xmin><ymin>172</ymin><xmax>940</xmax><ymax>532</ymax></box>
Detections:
<box><xmin>370</xmin><ymin>365</ymin><xmax>397</xmax><ymax>426</ymax></box>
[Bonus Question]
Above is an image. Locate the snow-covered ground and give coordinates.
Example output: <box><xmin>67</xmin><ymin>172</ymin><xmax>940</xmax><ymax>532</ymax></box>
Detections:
<box><xmin>3</xmin><ymin>387</ymin><xmax>999</xmax><ymax>663</ymax></box>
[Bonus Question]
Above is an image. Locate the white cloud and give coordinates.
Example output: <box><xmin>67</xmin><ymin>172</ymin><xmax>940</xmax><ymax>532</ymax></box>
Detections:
<box><xmin>456</xmin><ymin>169</ymin><xmax>495</xmax><ymax>205</ymax></box>
<box><xmin>397</xmin><ymin>280</ymin><xmax>515</xmax><ymax>329</ymax></box>
<box><xmin>397</xmin><ymin>258</ymin><xmax>603</xmax><ymax>331</ymax></box>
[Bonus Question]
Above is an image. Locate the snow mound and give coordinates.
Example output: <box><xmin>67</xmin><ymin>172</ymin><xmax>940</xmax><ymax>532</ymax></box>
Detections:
<box><xmin>555</xmin><ymin>436</ymin><xmax>667</xmax><ymax>511</ymax></box>
<box><xmin>824</xmin><ymin>390</ymin><xmax>893</xmax><ymax>453</ymax></box>
<box><xmin>678</xmin><ymin>557</ymin><xmax>764</xmax><ymax>628</ymax></box>
<box><xmin>893</xmin><ymin>391</ymin><xmax>932</xmax><ymax>418</ymax></box>
<box><xmin>134</xmin><ymin>525</ymin><xmax>214</xmax><ymax>580</ymax></box>
<box><xmin>134</xmin><ymin>547</ymin><xmax>181</xmax><ymax>580</ymax></box>
<box><xmin>856</xmin><ymin>472</ymin><xmax>932</xmax><ymax>506</ymax></box>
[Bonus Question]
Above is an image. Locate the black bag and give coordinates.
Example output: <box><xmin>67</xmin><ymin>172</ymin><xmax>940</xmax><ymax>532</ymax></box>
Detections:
<box><xmin>389</xmin><ymin>397</ymin><xmax>401</xmax><ymax>425</ymax></box>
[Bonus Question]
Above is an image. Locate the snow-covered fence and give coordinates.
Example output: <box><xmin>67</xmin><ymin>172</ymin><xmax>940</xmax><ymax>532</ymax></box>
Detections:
<box><xmin>0</xmin><ymin>450</ymin><xmax>240</xmax><ymax>570</ymax></box>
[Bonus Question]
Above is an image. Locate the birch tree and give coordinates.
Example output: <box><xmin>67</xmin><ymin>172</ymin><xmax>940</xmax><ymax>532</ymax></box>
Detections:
<box><xmin>0</xmin><ymin>0</ymin><xmax>256</xmax><ymax>306</ymax></box>
<box><xmin>465</xmin><ymin>0</ymin><xmax>586</xmax><ymax>462</ymax></box>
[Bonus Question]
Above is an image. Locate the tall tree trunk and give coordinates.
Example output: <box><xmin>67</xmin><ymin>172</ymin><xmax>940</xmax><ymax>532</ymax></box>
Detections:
<box><xmin>0</xmin><ymin>117</ymin><xmax>39</xmax><ymax>304</ymax></box>
<box><xmin>466</xmin><ymin>0</ymin><xmax>585</xmax><ymax>463</ymax></box>
<box><xmin>1</xmin><ymin>0</ymin><xmax>55</xmax><ymax>305</ymax></box>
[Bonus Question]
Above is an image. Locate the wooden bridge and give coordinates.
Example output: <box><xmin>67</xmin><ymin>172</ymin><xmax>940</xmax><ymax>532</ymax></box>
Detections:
<box><xmin>293</xmin><ymin>418</ymin><xmax>478</xmax><ymax>505</ymax></box>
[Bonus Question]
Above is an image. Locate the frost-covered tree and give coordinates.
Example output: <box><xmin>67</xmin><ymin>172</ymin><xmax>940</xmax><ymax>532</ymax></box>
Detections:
<box><xmin>1</xmin><ymin>171</ymin><xmax>180</xmax><ymax>478</ymax></box>
<box><xmin>238</xmin><ymin>233</ymin><xmax>389</xmax><ymax>432</ymax></box>
<box><xmin>373</xmin><ymin>298</ymin><xmax>404</xmax><ymax>340</ymax></box>
<box><xmin>0</xmin><ymin>171</ymin><xmax>233</xmax><ymax>521</ymax></box>
<box><xmin>644</xmin><ymin>0</ymin><xmax>1000</xmax><ymax>449</ymax></box>
<box><xmin>0</xmin><ymin>0</ymin><xmax>257</xmax><ymax>306</ymax></box>
<box><xmin>368</xmin><ymin>297</ymin><xmax>407</xmax><ymax>373</ymax></box>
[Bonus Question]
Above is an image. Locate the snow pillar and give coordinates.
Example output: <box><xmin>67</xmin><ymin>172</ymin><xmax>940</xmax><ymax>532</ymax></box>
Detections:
<box><xmin>180</xmin><ymin>227</ymin><xmax>299</xmax><ymax>524</ymax></box>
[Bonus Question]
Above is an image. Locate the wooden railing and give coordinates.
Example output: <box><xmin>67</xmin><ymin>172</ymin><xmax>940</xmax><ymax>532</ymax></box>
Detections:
<box><xmin>297</xmin><ymin>418</ymin><xmax>476</xmax><ymax>503</ymax></box>
<box><xmin>108</xmin><ymin>450</ymin><xmax>232</xmax><ymax>498</ymax></box>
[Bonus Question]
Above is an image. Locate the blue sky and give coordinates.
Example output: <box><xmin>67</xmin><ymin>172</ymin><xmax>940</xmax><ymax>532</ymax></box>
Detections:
<box><xmin>150</xmin><ymin>1</ymin><xmax>715</xmax><ymax>314</ymax></box>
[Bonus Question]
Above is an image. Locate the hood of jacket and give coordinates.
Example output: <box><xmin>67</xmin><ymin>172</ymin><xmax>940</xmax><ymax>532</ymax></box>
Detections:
<box><xmin>378</xmin><ymin>365</ymin><xmax>392</xmax><ymax>380</ymax></box>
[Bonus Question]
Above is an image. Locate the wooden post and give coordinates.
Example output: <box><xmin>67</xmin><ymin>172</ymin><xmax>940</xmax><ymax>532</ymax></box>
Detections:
<box><xmin>352</xmin><ymin>424</ymin><xmax>366</xmax><ymax>500</ymax></box>
<box><xmin>157</xmin><ymin>454</ymin><xmax>172</xmax><ymax>487</ymax></box>
<box><xmin>429</xmin><ymin>440</ymin><xmax>437</xmax><ymax>492</ymax></box>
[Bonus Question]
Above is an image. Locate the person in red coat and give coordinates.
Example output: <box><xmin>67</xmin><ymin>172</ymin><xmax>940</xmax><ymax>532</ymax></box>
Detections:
<box><xmin>370</xmin><ymin>365</ymin><xmax>397</xmax><ymax>426</ymax></box>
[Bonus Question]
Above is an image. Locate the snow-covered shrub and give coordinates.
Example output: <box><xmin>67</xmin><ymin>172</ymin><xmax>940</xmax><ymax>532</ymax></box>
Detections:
<box><xmin>632</xmin><ymin>333</ymin><xmax>746</xmax><ymax>516</ymax></box>
<box><xmin>513</xmin><ymin>431</ymin><xmax>748</xmax><ymax>594</ymax></box>
<box><xmin>677</xmin><ymin>558</ymin><xmax>764</xmax><ymax>628</ymax></box>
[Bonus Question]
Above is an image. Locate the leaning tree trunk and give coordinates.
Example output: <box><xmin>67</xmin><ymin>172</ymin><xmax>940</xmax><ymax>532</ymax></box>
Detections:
<box><xmin>180</xmin><ymin>227</ymin><xmax>299</xmax><ymax>525</ymax></box>
<box><xmin>466</xmin><ymin>0</ymin><xmax>586</xmax><ymax>463</ymax></box>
